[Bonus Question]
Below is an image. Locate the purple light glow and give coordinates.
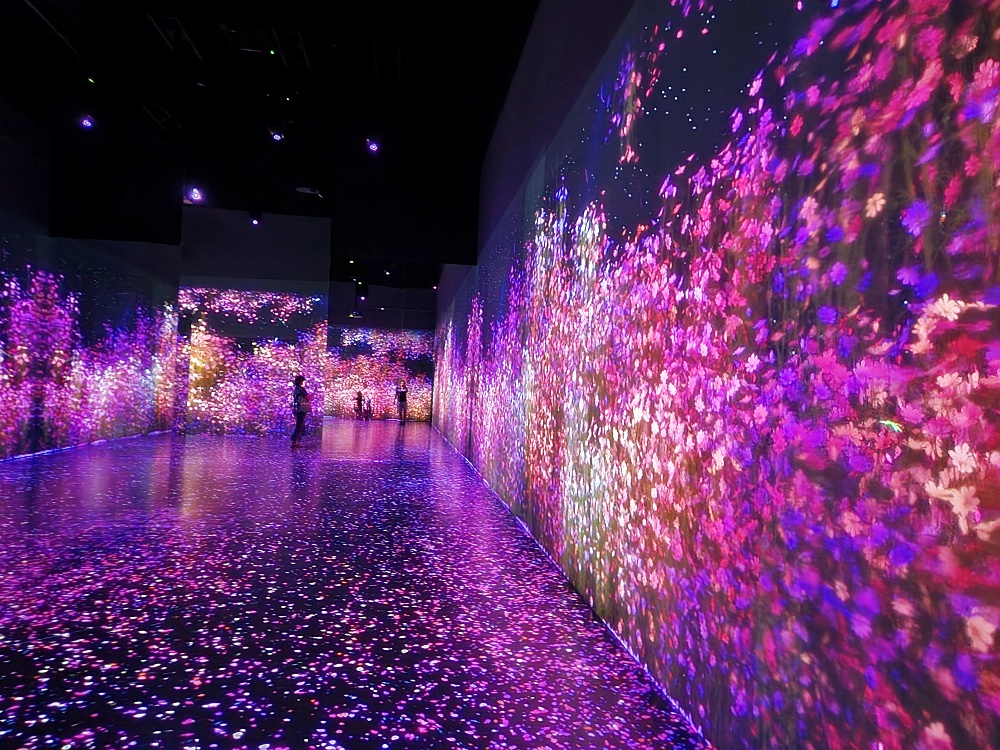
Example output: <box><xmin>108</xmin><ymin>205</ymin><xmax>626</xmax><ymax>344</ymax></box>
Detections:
<box><xmin>80</xmin><ymin>116</ymin><xmax>94</xmax><ymax>128</ymax></box>
<box><xmin>366</xmin><ymin>138</ymin><xmax>379</xmax><ymax>153</ymax></box>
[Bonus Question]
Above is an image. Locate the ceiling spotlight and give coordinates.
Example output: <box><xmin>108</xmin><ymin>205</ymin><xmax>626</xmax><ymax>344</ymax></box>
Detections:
<box><xmin>249</xmin><ymin>210</ymin><xmax>261</xmax><ymax>226</ymax></box>
<box><xmin>349</xmin><ymin>310</ymin><xmax>362</xmax><ymax>319</ymax></box>
<box><xmin>80</xmin><ymin>115</ymin><xmax>95</xmax><ymax>129</ymax></box>
<box><xmin>366</xmin><ymin>138</ymin><xmax>379</xmax><ymax>153</ymax></box>
<box><xmin>251</xmin><ymin>218</ymin><xmax>260</xmax><ymax>226</ymax></box>
<box><xmin>270</xmin><ymin>130</ymin><xmax>284</xmax><ymax>141</ymax></box>
<box><xmin>188</xmin><ymin>188</ymin><xmax>203</xmax><ymax>203</ymax></box>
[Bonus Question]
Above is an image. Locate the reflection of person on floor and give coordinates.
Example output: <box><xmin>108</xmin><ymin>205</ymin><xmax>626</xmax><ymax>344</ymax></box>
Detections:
<box><xmin>396</xmin><ymin>380</ymin><xmax>408</xmax><ymax>424</ymax></box>
<box><xmin>291</xmin><ymin>375</ymin><xmax>309</xmax><ymax>447</ymax></box>
<box><xmin>355</xmin><ymin>390</ymin><xmax>364</xmax><ymax>419</ymax></box>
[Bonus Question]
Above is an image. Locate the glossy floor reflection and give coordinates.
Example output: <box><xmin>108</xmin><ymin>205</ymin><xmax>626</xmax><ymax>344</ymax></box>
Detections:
<box><xmin>0</xmin><ymin>420</ymin><xmax>709</xmax><ymax>750</ymax></box>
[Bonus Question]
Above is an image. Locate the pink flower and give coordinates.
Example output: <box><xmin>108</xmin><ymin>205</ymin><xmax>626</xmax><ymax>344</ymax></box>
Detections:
<box><xmin>944</xmin><ymin>176</ymin><xmax>963</xmax><ymax>208</ymax></box>
<box><xmin>915</xmin><ymin>27</ymin><xmax>944</xmax><ymax>59</ymax></box>
<box><xmin>965</xmin><ymin>153</ymin><xmax>981</xmax><ymax>177</ymax></box>
<box><xmin>974</xmin><ymin>59</ymin><xmax>1000</xmax><ymax>94</ymax></box>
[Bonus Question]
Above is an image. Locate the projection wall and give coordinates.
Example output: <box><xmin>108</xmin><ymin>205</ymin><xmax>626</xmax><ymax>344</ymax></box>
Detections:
<box><xmin>434</xmin><ymin>1</ymin><xmax>1000</xmax><ymax>748</ymax></box>
<box><xmin>177</xmin><ymin>284</ymin><xmax>328</xmax><ymax>435</ymax></box>
<box><xmin>325</xmin><ymin>327</ymin><xmax>434</xmax><ymax>421</ymax></box>
<box><xmin>0</xmin><ymin>229</ymin><xmax>178</xmax><ymax>460</ymax></box>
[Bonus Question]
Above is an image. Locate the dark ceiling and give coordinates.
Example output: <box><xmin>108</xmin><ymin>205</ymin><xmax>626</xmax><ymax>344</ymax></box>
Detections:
<box><xmin>0</xmin><ymin>0</ymin><xmax>541</xmax><ymax>288</ymax></box>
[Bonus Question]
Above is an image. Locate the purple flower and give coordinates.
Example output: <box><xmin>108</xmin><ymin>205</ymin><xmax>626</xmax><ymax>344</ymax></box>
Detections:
<box><xmin>817</xmin><ymin>306</ymin><xmax>838</xmax><ymax>324</ymax></box>
<box><xmin>901</xmin><ymin>201</ymin><xmax>932</xmax><ymax>236</ymax></box>
<box><xmin>829</xmin><ymin>262</ymin><xmax>848</xmax><ymax>286</ymax></box>
<box><xmin>838</xmin><ymin>334</ymin><xmax>858</xmax><ymax>358</ymax></box>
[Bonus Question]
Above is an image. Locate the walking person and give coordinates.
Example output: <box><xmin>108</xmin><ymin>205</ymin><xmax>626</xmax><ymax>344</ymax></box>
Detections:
<box><xmin>355</xmin><ymin>390</ymin><xmax>364</xmax><ymax>420</ymax></box>
<box><xmin>291</xmin><ymin>375</ymin><xmax>310</xmax><ymax>447</ymax></box>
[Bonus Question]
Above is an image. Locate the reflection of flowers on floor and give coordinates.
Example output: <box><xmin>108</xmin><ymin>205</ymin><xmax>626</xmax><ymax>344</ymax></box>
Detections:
<box><xmin>435</xmin><ymin>1</ymin><xmax>1000</xmax><ymax>748</ymax></box>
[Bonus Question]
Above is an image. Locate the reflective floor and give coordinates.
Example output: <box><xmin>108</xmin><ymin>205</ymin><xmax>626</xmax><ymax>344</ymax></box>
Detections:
<box><xmin>0</xmin><ymin>420</ymin><xmax>708</xmax><ymax>750</ymax></box>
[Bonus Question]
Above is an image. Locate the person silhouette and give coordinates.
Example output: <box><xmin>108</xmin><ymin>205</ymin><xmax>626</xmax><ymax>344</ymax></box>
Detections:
<box><xmin>291</xmin><ymin>375</ymin><xmax>309</xmax><ymax>447</ymax></box>
<box><xmin>395</xmin><ymin>379</ymin><xmax>408</xmax><ymax>425</ymax></box>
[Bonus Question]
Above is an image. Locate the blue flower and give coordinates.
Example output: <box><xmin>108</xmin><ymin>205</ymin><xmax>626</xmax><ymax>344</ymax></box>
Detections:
<box><xmin>914</xmin><ymin>273</ymin><xmax>939</xmax><ymax>300</ymax></box>
<box><xmin>773</xmin><ymin>271</ymin><xmax>786</xmax><ymax>293</ymax></box>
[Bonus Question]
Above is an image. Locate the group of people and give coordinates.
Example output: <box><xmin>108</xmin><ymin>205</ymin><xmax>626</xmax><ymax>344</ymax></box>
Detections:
<box><xmin>354</xmin><ymin>381</ymin><xmax>408</xmax><ymax>423</ymax></box>
<box><xmin>290</xmin><ymin>376</ymin><xmax>409</xmax><ymax>447</ymax></box>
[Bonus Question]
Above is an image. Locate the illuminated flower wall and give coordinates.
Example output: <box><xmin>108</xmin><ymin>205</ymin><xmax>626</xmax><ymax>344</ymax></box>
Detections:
<box><xmin>434</xmin><ymin>1</ymin><xmax>1000</xmax><ymax>748</ymax></box>
<box><xmin>0</xmin><ymin>266</ymin><xmax>177</xmax><ymax>460</ymax></box>
<box><xmin>325</xmin><ymin>327</ymin><xmax>434</xmax><ymax>421</ymax></box>
<box><xmin>179</xmin><ymin>287</ymin><xmax>327</xmax><ymax>435</ymax></box>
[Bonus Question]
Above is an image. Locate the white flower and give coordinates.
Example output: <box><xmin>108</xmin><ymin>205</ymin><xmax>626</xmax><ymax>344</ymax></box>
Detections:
<box><xmin>928</xmin><ymin>294</ymin><xmax>962</xmax><ymax>321</ymax></box>
<box><xmin>936</xmin><ymin>372</ymin><xmax>962</xmax><ymax>390</ymax></box>
<box><xmin>948</xmin><ymin>443</ymin><xmax>978</xmax><ymax>475</ymax></box>
<box><xmin>841</xmin><ymin>511</ymin><xmax>865</xmax><ymax>537</ymax></box>
<box><xmin>967</xmin><ymin>613</ymin><xmax>997</xmax><ymax>652</ymax></box>
<box><xmin>921</xmin><ymin>722</ymin><xmax>954</xmax><ymax>750</ymax></box>
<box><xmin>865</xmin><ymin>192</ymin><xmax>886</xmax><ymax>218</ymax></box>
<box><xmin>892</xmin><ymin>597</ymin><xmax>916</xmax><ymax>618</ymax></box>
<box><xmin>944</xmin><ymin>484</ymin><xmax>979</xmax><ymax>517</ymax></box>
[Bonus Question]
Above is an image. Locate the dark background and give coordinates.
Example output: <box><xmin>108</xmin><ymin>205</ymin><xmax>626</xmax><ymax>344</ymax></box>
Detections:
<box><xmin>0</xmin><ymin>0</ymin><xmax>544</xmax><ymax>289</ymax></box>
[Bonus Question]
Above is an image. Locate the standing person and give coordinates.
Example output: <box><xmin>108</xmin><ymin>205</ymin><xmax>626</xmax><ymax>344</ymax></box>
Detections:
<box><xmin>395</xmin><ymin>379</ymin><xmax>408</xmax><ymax>425</ymax></box>
<box><xmin>355</xmin><ymin>390</ymin><xmax>364</xmax><ymax>419</ymax></box>
<box><xmin>291</xmin><ymin>375</ymin><xmax>310</xmax><ymax>447</ymax></box>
